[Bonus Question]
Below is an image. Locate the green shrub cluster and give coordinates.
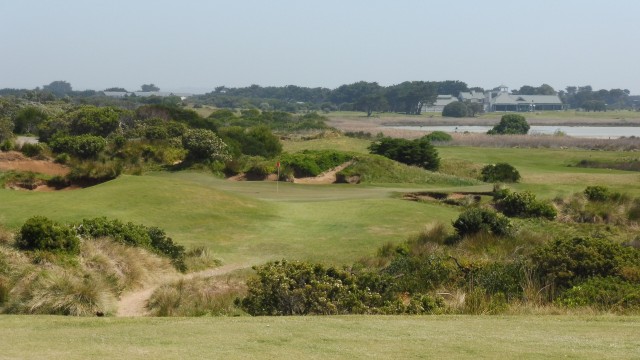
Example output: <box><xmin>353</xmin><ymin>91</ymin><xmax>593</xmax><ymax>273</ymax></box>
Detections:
<box><xmin>77</xmin><ymin>217</ymin><xmax>185</xmax><ymax>271</ymax></box>
<box><xmin>219</xmin><ymin>125</ymin><xmax>282</xmax><ymax>158</ymax></box>
<box><xmin>19</xmin><ymin>143</ymin><xmax>44</xmax><ymax>158</ymax></box>
<box><xmin>531</xmin><ymin>236</ymin><xmax>640</xmax><ymax>289</ymax></box>
<box><xmin>423</xmin><ymin>131</ymin><xmax>453</xmax><ymax>142</ymax></box>
<box><xmin>556</xmin><ymin>277</ymin><xmax>640</xmax><ymax>310</ymax></box>
<box><xmin>239</xmin><ymin>260</ymin><xmax>443</xmax><ymax>315</ymax></box>
<box><xmin>496</xmin><ymin>190</ymin><xmax>557</xmax><ymax>219</ymax></box>
<box><xmin>480</xmin><ymin>163</ymin><xmax>521</xmax><ymax>183</ymax></box>
<box><xmin>442</xmin><ymin>102</ymin><xmax>468</xmax><ymax>118</ymax></box>
<box><xmin>280</xmin><ymin>150</ymin><xmax>352</xmax><ymax>177</ymax></box>
<box><xmin>49</xmin><ymin>134</ymin><xmax>106</xmax><ymax>159</ymax></box>
<box><xmin>452</xmin><ymin>208</ymin><xmax>512</xmax><ymax>239</ymax></box>
<box><xmin>182</xmin><ymin>128</ymin><xmax>230</xmax><ymax>162</ymax></box>
<box><xmin>16</xmin><ymin>216</ymin><xmax>79</xmax><ymax>254</ymax></box>
<box><xmin>368</xmin><ymin>136</ymin><xmax>440</xmax><ymax>170</ymax></box>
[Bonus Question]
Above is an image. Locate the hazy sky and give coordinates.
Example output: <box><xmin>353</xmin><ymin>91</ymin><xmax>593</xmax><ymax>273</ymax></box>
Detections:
<box><xmin>2</xmin><ymin>0</ymin><xmax>639</xmax><ymax>93</ymax></box>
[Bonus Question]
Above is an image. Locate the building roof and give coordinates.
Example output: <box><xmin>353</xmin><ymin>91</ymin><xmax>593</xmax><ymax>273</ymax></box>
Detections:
<box><xmin>459</xmin><ymin>91</ymin><xmax>484</xmax><ymax>101</ymax></box>
<box><xmin>433</xmin><ymin>95</ymin><xmax>458</xmax><ymax>106</ymax></box>
<box><xmin>492</xmin><ymin>93</ymin><xmax>562</xmax><ymax>105</ymax></box>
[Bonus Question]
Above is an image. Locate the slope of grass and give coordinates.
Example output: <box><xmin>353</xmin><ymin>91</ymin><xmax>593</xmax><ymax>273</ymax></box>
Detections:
<box><xmin>0</xmin><ymin>315</ymin><xmax>637</xmax><ymax>359</ymax></box>
<box><xmin>339</xmin><ymin>154</ymin><xmax>481</xmax><ymax>186</ymax></box>
<box><xmin>0</xmin><ymin>172</ymin><xmax>463</xmax><ymax>265</ymax></box>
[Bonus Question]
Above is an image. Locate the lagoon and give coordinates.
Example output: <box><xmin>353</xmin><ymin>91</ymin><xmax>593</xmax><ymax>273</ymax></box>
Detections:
<box><xmin>385</xmin><ymin>125</ymin><xmax>640</xmax><ymax>139</ymax></box>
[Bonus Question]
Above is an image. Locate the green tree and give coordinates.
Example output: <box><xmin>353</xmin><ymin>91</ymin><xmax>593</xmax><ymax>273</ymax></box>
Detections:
<box><xmin>42</xmin><ymin>81</ymin><xmax>72</xmax><ymax>97</ymax></box>
<box><xmin>487</xmin><ymin>114</ymin><xmax>530</xmax><ymax>135</ymax></box>
<box><xmin>0</xmin><ymin>117</ymin><xmax>13</xmax><ymax>142</ymax></box>
<box><xmin>481</xmin><ymin>163</ymin><xmax>521</xmax><ymax>183</ymax></box>
<box><xmin>442</xmin><ymin>101</ymin><xmax>467</xmax><ymax>117</ymax></box>
<box><xmin>140</xmin><ymin>84</ymin><xmax>160</xmax><ymax>92</ymax></box>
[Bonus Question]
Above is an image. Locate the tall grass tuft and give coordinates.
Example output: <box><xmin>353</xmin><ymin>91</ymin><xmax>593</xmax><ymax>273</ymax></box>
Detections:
<box><xmin>147</xmin><ymin>276</ymin><xmax>246</xmax><ymax>316</ymax></box>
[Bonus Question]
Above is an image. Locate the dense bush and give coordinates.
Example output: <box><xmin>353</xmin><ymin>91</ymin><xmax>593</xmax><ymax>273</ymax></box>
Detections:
<box><xmin>442</xmin><ymin>101</ymin><xmax>468</xmax><ymax>117</ymax></box>
<box><xmin>182</xmin><ymin>128</ymin><xmax>230</xmax><ymax>162</ymax></box>
<box><xmin>480</xmin><ymin>163</ymin><xmax>521</xmax><ymax>183</ymax></box>
<box><xmin>452</xmin><ymin>208</ymin><xmax>512</xmax><ymax>239</ymax></box>
<box><xmin>469</xmin><ymin>262</ymin><xmax>524</xmax><ymax>301</ymax></box>
<box><xmin>583</xmin><ymin>185</ymin><xmax>625</xmax><ymax>202</ymax></box>
<box><xmin>19</xmin><ymin>143</ymin><xmax>44</xmax><ymax>158</ymax></box>
<box><xmin>240</xmin><ymin>260</ymin><xmax>383</xmax><ymax>315</ymax></box>
<box><xmin>240</xmin><ymin>260</ymin><xmax>444</xmax><ymax>315</ymax></box>
<box><xmin>219</xmin><ymin>125</ymin><xmax>282</xmax><ymax>158</ymax></box>
<box><xmin>49</xmin><ymin>134</ymin><xmax>106</xmax><ymax>159</ymax></box>
<box><xmin>423</xmin><ymin>131</ymin><xmax>452</xmax><ymax>142</ymax></box>
<box><xmin>556</xmin><ymin>277</ymin><xmax>640</xmax><ymax>310</ymax></box>
<box><xmin>368</xmin><ymin>136</ymin><xmax>440</xmax><ymax>170</ymax></box>
<box><xmin>496</xmin><ymin>190</ymin><xmax>557</xmax><ymax>219</ymax></box>
<box><xmin>383</xmin><ymin>253</ymin><xmax>457</xmax><ymax>293</ymax></box>
<box><xmin>487</xmin><ymin>114</ymin><xmax>530</xmax><ymax>135</ymax></box>
<box><xmin>531</xmin><ymin>236</ymin><xmax>640</xmax><ymax>289</ymax></box>
<box><xmin>16</xmin><ymin>216</ymin><xmax>79</xmax><ymax>254</ymax></box>
<box><xmin>281</xmin><ymin>150</ymin><xmax>352</xmax><ymax>177</ymax></box>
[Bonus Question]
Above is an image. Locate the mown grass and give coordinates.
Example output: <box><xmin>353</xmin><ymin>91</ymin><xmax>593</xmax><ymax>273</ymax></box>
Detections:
<box><xmin>0</xmin><ymin>172</ymin><xmax>463</xmax><ymax>266</ymax></box>
<box><xmin>0</xmin><ymin>315</ymin><xmax>637</xmax><ymax>359</ymax></box>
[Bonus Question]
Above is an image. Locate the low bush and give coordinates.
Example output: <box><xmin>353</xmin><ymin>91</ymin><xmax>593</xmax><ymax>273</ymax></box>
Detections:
<box><xmin>66</xmin><ymin>160</ymin><xmax>122</xmax><ymax>185</ymax></box>
<box><xmin>531</xmin><ymin>236</ymin><xmax>640</xmax><ymax>290</ymax></box>
<box><xmin>496</xmin><ymin>190</ymin><xmax>557</xmax><ymax>220</ymax></box>
<box><xmin>281</xmin><ymin>150</ymin><xmax>352</xmax><ymax>177</ymax></box>
<box><xmin>368</xmin><ymin>136</ymin><xmax>440</xmax><ymax>171</ymax></box>
<box><xmin>442</xmin><ymin>102</ymin><xmax>467</xmax><ymax>118</ymax></box>
<box><xmin>480</xmin><ymin>163</ymin><xmax>521</xmax><ymax>183</ymax></box>
<box><xmin>16</xmin><ymin>216</ymin><xmax>79</xmax><ymax>254</ymax></box>
<box><xmin>19</xmin><ymin>143</ymin><xmax>44</xmax><ymax>158</ymax></box>
<box><xmin>487</xmin><ymin>114</ymin><xmax>530</xmax><ymax>135</ymax></box>
<box><xmin>452</xmin><ymin>208</ymin><xmax>512</xmax><ymax>239</ymax></box>
<box><xmin>423</xmin><ymin>131</ymin><xmax>453</xmax><ymax>142</ymax></box>
<box><xmin>556</xmin><ymin>277</ymin><xmax>640</xmax><ymax>311</ymax></box>
<box><xmin>584</xmin><ymin>185</ymin><xmax>611</xmax><ymax>202</ymax></box>
<box><xmin>49</xmin><ymin>135</ymin><xmax>106</xmax><ymax>159</ymax></box>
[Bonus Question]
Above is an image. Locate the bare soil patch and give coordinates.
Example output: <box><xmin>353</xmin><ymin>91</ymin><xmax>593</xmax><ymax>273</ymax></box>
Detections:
<box><xmin>0</xmin><ymin>151</ymin><xmax>69</xmax><ymax>176</ymax></box>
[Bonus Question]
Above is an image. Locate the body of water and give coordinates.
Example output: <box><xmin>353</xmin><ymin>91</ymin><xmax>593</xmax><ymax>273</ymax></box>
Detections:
<box><xmin>386</xmin><ymin>125</ymin><xmax>640</xmax><ymax>139</ymax></box>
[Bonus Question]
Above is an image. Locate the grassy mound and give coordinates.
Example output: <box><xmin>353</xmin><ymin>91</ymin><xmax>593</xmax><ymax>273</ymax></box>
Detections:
<box><xmin>337</xmin><ymin>154</ymin><xmax>481</xmax><ymax>186</ymax></box>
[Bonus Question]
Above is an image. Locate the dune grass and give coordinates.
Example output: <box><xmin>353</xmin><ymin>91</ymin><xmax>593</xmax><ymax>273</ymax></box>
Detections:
<box><xmin>0</xmin><ymin>315</ymin><xmax>638</xmax><ymax>359</ymax></box>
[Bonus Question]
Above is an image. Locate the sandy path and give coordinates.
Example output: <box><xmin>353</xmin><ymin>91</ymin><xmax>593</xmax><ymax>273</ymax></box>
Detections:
<box><xmin>116</xmin><ymin>263</ymin><xmax>249</xmax><ymax>317</ymax></box>
<box><xmin>0</xmin><ymin>151</ymin><xmax>69</xmax><ymax>176</ymax></box>
<box><xmin>293</xmin><ymin>160</ymin><xmax>355</xmax><ymax>184</ymax></box>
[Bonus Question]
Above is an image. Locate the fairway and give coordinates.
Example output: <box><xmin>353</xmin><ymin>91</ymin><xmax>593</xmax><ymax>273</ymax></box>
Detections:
<box><xmin>1</xmin><ymin>315</ymin><xmax>638</xmax><ymax>359</ymax></box>
<box><xmin>0</xmin><ymin>171</ymin><xmax>466</xmax><ymax>265</ymax></box>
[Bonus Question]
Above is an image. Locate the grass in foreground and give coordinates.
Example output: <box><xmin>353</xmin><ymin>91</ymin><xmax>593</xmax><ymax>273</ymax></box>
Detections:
<box><xmin>0</xmin><ymin>315</ymin><xmax>637</xmax><ymax>359</ymax></box>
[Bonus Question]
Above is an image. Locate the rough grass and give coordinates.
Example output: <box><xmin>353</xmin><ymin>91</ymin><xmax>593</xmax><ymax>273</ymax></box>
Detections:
<box><xmin>445</xmin><ymin>133</ymin><xmax>640</xmax><ymax>151</ymax></box>
<box><xmin>1</xmin><ymin>238</ymin><xmax>176</xmax><ymax>316</ymax></box>
<box><xmin>0</xmin><ymin>315</ymin><xmax>638</xmax><ymax>359</ymax></box>
<box><xmin>339</xmin><ymin>154</ymin><xmax>481</xmax><ymax>186</ymax></box>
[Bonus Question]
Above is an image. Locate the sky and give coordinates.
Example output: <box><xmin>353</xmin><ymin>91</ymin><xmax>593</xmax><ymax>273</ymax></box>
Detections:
<box><xmin>1</xmin><ymin>0</ymin><xmax>639</xmax><ymax>94</ymax></box>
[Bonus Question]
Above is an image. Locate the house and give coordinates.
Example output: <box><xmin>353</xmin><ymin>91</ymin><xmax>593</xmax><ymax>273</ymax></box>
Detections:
<box><xmin>487</xmin><ymin>85</ymin><xmax>564</xmax><ymax>112</ymax></box>
<box><xmin>422</xmin><ymin>95</ymin><xmax>458</xmax><ymax>112</ymax></box>
<box><xmin>458</xmin><ymin>90</ymin><xmax>484</xmax><ymax>104</ymax></box>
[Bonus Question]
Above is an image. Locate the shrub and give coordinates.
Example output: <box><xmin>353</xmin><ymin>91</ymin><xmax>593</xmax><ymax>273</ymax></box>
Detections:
<box><xmin>496</xmin><ymin>191</ymin><xmax>556</xmax><ymax>219</ymax></box>
<box><xmin>49</xmin><ymin>134</ymin><xmax>106</xmax><ymax>159</ymax></box>
<box><xmin>240</xmin><ymin>260</ymin><xmax>383</xmax><ymax>315</ymax></box>
<box><xmin>470</xmin><ymin>262</ymin><xmax>524</xmax><ymax>301</ymax></box>
<box><xmin>368</xmin><ymin>136</ymin><xmax>440</xmax><ymax>171</ymax></box>
<box><xmin>487</xmin><ymin>114</ymin><xmax>530</xmax><ymax>135</ymax></box>
<box><xmin>182</xmin><ymin>128</ymin><xmax>230</xmax><ymax>162</ymax></box>
<box><xmin>16</xmin><ymin>216</ymin><xmax>79</xmax><ymax>254</ymax></box>
<box><xmin>452</xmin><ymin>208</ymin><xmax>512</xmax><ymax>239</ymax></box>
<box><xmin>20</xmin><ymin>143</ymin><xmax>44</xmax><ymax>158</ymax></box>
<box><xmin>281</xmin><ymin>150</ymin><xmax>352</xmax><ymax>177</ymax></box>
<box><xmin>442</xmin><ymin>101</ymin><xmax>468</xmax><ymax>118</ymax></box>
<box><xmin>423</xmin><ymin>131</ymin><xmax>452</xmax><ymax>142</ymax></box>
<box><xmin>556</xmin><ymin>277</ymin><xmax>640</xmax><ymax>310</ymax></box>
<box><xmin>584</xmin><ymin>185</ymin><xmax>612</xmax><ymax>202</ymax></box>
<box><xmin>481</xmin><ymin>163</ymin><xmax>521</xmax><ymax>183</ymax></box>
<box><xmin>531</xmin><ymin>236</ymin><xmax>640</xmax><ymax>289</ymax></box>
<box><xmin>0</xmin><ymin>139</ymin><xmax>14</xmax><ymax>152</ymax></box>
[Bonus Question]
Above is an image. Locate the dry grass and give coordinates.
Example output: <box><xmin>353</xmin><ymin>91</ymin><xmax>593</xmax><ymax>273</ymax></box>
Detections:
<box><xmin>147</xmin><ymin>276</ymin><xmax>246</xmax><ymax>316</ymax></box>
<box><xmin>444</xmin><ymin>133</ymin><xmax>640</xmax><ymax>150</ymax></box>
<box><xmin>1</xmin><ymin>237</ymin><xmax>177</xmax><ymax>316</ymax></box>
